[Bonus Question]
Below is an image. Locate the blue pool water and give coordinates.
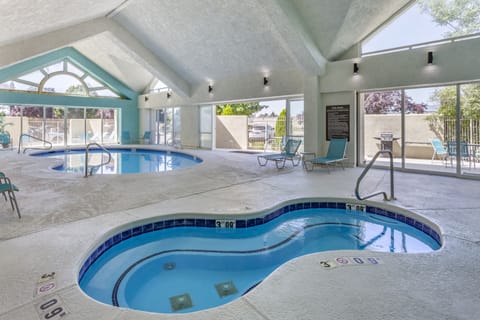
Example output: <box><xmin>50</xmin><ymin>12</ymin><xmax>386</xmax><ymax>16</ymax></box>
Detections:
<box><xmin>31</xmin><ymin>148</ymin><xmax>202</xmax><ymax>174</ymax></box>
<box><xmin>79</xmin><ymin>203</ymin><xmax>441</xmax><ymax>314</ymax></box>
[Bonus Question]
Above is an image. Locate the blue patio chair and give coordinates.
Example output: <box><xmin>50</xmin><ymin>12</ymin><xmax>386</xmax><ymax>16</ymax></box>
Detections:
<box><xmin>138</xmin><ymin>131</ymin><xmax>151</xmax><ymax>144</ymax></box>
<box><xmin>0</xmin><ymin>172</ymin><xmax>20</xmax><ymax>218</ymax></box>
<box><xmin>447</xmin><ymin>141</ymin><xmax>471</xmax><ymax>168</ymax></box>
<box><xmin>431</xmin><ymin>138</ymin><xmax>448</xmax><ymax>166</ymax></box>
<box><xmin>257</xmin><ymin>139</ymin><xmax>302</xmax><ymax>169</ymax></box>
<box><xmin>304</xmin><ymin>138</ymin><xmax>348</xmax><ymax>173</ymax></box>
<box><xmin>121</xmin><ymin>131</ymin><xmax>131</xmax><ymax>144</ymax></box>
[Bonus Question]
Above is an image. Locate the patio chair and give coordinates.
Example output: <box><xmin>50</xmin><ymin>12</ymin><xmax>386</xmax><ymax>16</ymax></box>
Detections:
<box><xmin>257</xmin><ymin>139</ymin><xmax>302</xmax><ymax>169</ymax></box>
<box><xmin>431</xmin><ymin>138</ymin><xmax>448</xmax><ymax>166</ymax></box>
<box><xmin>138</xmin><ymin>131</ymin><xmax>151</xmax><ymax>144</ymax></box>
<box><xmin>0</xmin><ymin>172</ymin><xmax>20</xmax><ymax>218</ymax></box>
<box><xmin>304</xmin><ymin>138</ymin><xmax>348</xmax><ymax>173</ymax></box>
<box><xmin>447</xmin><ymin>141</ymin><xmax>471</xmax><ymax>168</ymax></box>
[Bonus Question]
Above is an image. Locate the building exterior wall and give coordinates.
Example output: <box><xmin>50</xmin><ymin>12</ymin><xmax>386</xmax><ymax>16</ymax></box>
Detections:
<box><xmin>215</xmin><ymin>115</ymin><xmax>247</xmax><ymax>149</ymax></box>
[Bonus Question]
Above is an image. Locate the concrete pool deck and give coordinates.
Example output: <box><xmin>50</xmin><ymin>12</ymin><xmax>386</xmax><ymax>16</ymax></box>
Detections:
<box><xmin>0</xmin><ymin>146</ymin><xmax>479</xmax><ymax>320</ymax></box>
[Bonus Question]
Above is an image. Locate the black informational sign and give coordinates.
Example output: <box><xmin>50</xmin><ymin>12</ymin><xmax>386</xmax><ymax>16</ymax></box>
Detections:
<box><xmin>326</xmin><ymin>105</ymin><xmax>350</xmax><ymax>141</ymax></box>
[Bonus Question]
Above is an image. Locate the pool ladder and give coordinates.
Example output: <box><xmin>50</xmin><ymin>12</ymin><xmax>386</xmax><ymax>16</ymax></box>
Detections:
<box><xmin>355</xmin><ymin>150</ymin><xmax>395</xmax><ymax>201</ymax></box>
<box><xmin>84</xmin><ymin>143</ymin><xmax>112</xmax><ymax>177</ymax></box>
<box><xmin>17</xmin><ymin>134</ymin><xmax>53</xmax><ymax>154</ymax></box>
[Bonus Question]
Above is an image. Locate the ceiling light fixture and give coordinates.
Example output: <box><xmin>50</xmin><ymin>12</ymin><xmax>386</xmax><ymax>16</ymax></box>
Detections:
<box><xmin>353</xmin><ymin>63</ymin><xmax>359</xmax><ymax>74</ymax></box>
<box><xmin>263</xmin><ymin>76</ymin><xmax>269</xmax><ymax>86</ymax></box>
<box><xmin>427</xmin><ymin>51</ymin><xmax>433</xmax><ymax>65</ymax></box>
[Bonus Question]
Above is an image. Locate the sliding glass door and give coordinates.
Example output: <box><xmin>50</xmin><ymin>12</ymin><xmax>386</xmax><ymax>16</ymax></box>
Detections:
<box><xmin>200</xmin><ymin>105</ymin><xmax>213</xmax><ymax>149</ymax></box>
<box><xmin>359</xmin><ymin>90</ymin><xmax>402</xmax><ymax>168</ymax></box>
<box><xmin>151</xmin><ymin>107</ymin><xmax>181</xmax><ymax>146</ymax></box>
<box><xmin>359</xmin><ymin>83</ymin><xmax>480</xmax><ymax>177</ymax></box>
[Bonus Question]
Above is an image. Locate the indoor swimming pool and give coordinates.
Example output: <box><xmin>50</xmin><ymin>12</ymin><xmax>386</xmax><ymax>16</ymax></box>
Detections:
<box><xmin>78</xmin><ymin>200</ymin><xmax>441</xmax><ymax>314</ymax></box>
<box><xmin>31</xmin><ymin>148</ymin><xmax>202</xmax><ymax>174</ymax></box>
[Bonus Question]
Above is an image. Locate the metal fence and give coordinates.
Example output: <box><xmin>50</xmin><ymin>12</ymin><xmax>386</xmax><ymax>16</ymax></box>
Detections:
<box><xmin>444</xmin><ymin>118</ymin><xmax>480</xmax><ymax>145</ymax></box>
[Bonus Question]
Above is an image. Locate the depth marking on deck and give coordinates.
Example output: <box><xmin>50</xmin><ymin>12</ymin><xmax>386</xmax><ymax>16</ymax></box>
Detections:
<box><xmin>319</xmin><ymin>257</ymin><xmax>383</xmax><ymax>269</ymax></box>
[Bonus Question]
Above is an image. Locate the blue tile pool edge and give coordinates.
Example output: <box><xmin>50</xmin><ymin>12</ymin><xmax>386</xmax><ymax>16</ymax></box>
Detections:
<box><xmin>77</xmin><ymin>200</ymin><xmax>442</xmax><ymax>282</ymax></box>
<box><xmin>30</xmin><ymin>147</ymin><xmax>202</xmax><ymax>163</ymax></box>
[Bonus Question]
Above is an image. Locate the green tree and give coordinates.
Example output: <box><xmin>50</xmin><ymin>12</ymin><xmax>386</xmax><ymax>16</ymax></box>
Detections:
<box><xmin>462</xmin><ymin>84</ymin><xmax>480</xmax><ymax>120</ymax></box>
<box><xmin>66</xmin><ymin>84</ymin><xmax>87</xmax><ymax>96</ymax></box>
<box><xmin>275</xmin><ymin>108</ymin><xmax>287</xmax><ymax>137</ymax></box>
<box><xmin>418</xmin><ymin>0</ymin><xmax>480</xmax><ymax>37</ymax></box>
<box><xmin>431</xmin><ymin>84</ymin><xmax>480</xmax><ymax>119</ymax></box>
<box><xmin>216</xmin><ymin>102</ymin><xmax>266</xmax><ymax>116</ymax></box>
<box><xmin>431</xmin><ymin>86</ymin><xmax>457</xmax><ymax>118</ymax></box>
<box><xmin>221</xmin><ymin>105</ymin><xmax>234</xmax><ymax>115</ymax></box>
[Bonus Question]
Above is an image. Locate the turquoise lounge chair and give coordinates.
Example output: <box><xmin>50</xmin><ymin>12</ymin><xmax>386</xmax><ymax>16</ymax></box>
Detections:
<box><xmin>431</xmin><ymin>138</ymin><xmax>447</xmax><ymax>166</ymax></box>
<box><xmin>257</xmin><ymin>139</ymin><xmax>302</xmax><ymax>169</ymax></box>
<box><xmin>0</xmin><ymin>172</ymin><xmax>20</xmax><ymax>218</ymax></box>
<box><xmin>304</xmin><ymin>138</ymin><xmax>348</xmax><ymax>173</ymax></box>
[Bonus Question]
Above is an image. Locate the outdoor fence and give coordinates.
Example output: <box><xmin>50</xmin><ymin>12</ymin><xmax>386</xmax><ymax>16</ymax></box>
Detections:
<box><xmin>443</xmin><ymin>118</ymin><xmax>480</xmax><ymax>145</ymax></box>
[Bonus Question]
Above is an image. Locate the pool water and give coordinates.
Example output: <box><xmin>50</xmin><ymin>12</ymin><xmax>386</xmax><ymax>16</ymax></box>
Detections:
<box><xmin>79</xmin><ymin>206</ymin><xmax>440</xmax><ymax>314</ymax></box>
<box><xmin>31</xmin><ymin>148</ymin><xmax>202</xmax><ymax>174</ymax></box>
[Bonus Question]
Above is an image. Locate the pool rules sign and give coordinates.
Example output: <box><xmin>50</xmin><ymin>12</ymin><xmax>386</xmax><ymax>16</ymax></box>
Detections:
<box><xmin>326</xmin><ymin>105</ymin><xmax>350</xmax><ymax>141</ymax></box>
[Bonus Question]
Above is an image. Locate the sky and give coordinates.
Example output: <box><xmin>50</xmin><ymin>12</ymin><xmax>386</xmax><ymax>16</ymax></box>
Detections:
<box><xmin>362</xmin><ymin>3</ymin><xmax>450</xmax><ymax>53</ymax></box>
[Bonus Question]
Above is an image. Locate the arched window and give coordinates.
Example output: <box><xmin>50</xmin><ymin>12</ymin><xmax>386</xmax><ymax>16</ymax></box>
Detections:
<box><xmin>0</xmin><ymin>59</ymin><xmax>121</xmax><ymax>98</ymax></box>
<box><xmin>41</xmin><ymin>74</ymin><xmax>87</xmax><ymax>95</ymax></box>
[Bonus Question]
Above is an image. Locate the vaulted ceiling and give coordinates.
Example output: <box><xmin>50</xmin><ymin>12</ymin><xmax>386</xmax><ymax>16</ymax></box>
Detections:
<box><xmin>0</xmin><ymin>0</ymin><xmax>412</xmax><ymax>96</ymax></box>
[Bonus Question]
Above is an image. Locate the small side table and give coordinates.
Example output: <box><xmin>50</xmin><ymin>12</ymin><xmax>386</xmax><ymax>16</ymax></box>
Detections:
<box><xmin>301</xmin><ymin>152</ymin><xmax>316</xmax><ymax>169</ymax></box>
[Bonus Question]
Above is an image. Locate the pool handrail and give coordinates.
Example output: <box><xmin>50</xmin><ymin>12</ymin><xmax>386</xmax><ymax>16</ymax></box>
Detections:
<box><xmin>84</xmin><ymin>143</ymin><xmax>112</xmax><ymax>177</ymax></box>
<box><xmin>355</xmin><ymin>150</ymin><xmax>395</xmax><ymax>201</ymax></box>
<box><xmin>17</xmin><ymin>134</ymin><xmax>53</xmax><ymax>154</ymax></box>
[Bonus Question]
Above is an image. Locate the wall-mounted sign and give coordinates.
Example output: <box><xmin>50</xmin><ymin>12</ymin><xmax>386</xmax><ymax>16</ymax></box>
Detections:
<box><xmin>326</xmin><ymin>105</ymin><xmax>350</xmax><ymax>141</ymax></box>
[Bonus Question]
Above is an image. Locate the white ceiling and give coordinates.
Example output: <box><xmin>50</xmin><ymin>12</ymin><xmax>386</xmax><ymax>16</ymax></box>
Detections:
<box><xmin>0</xmin><ymin>0</ymin><xmax>412</xmax><ymax>94</ymax></box>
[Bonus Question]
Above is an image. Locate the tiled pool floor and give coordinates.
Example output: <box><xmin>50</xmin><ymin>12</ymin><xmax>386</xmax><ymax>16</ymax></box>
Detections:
<box><xmin>0</xmin><ymin>147</ymin><xmax>479</xmax><ymax>319</ymax></box>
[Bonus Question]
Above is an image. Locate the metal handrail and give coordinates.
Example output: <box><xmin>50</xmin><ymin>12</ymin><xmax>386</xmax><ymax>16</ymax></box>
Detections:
<box><xmin>17</xmin><ymin>134</ymin><xmax>53</xmax><ymax>154</ymax></box>
<box><xmin>355</xmin><ymin>150</ymin><xmax>395</xmax><ymax>201</ymax></box>
<box><xmin>84</xmin><ymin>143</ymin><xmax>112</xmax><ymax>177</ymax></box>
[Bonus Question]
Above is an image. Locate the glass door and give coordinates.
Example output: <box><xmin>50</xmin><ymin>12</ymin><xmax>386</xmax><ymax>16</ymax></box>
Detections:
<box><xmin>102</xmin><ymin>109</ymin><xmax>118</xmax><ymax>144</ymax></box>
<box><xmin>86</xmin><ymin>108</ymin><xmax>101</xmax><ymax>143</ymax></box>
<box><xmin>459</xmin><ymin>83</ymin><xmax>480</xmax><ymax>176</ymax></box>
<box><xmin>287</xmin><ymin>99</ymin><xmax>304</xmax><ymax>152</ymax></box>
<box><xmin>67</xmin><ymin>108</ymin><xmax>86</xmax><ymax>145</ymax></box>
<box><xmin>359</xmin><ymin>83</ymin><xmax>480</xmax><ymax>177</ymax></box>
<box><xmin>45</xmin><ymin>107</ymin><xmax>65</xmax><ymax>146</ymax></box>
<box><xmin>173</xmin><ymin>107</ymin><xmax>181</xmax><ymax>145</ymax></box>
<box><xmin>153</xmin><ymin>109</ymin><xmax>166</xmax><ymax>145</ymax></box>
<box><xmin>404</xmin><ymin>86</ymin><xmax>456</xmax><ymax>173</ymax></box>
<box><xmin>200</xmin><ymin>105</ymin><xmax>213</xmax><ymax>149</ymax></box>
<box><xmin>359</xmin><ymin>90</ymin><xmax>403</xmax><ymax>168</ymax></box>
<box><xmin>165</xmin><ymin>108</ymin><xmax>174</xmax><ymax>145</ymax></box>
